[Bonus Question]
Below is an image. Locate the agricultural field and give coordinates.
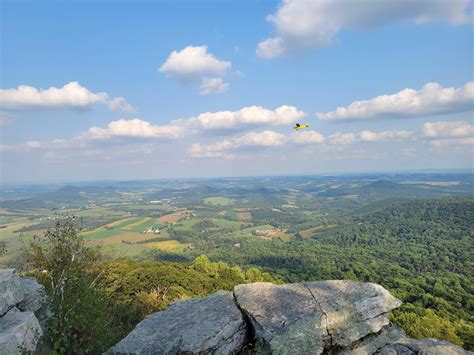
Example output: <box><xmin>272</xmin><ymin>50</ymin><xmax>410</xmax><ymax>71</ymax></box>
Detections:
<box><xmin>203</xmin><ymin>196</ymin><xmax>235</xmax><ymax>206</ymax></box>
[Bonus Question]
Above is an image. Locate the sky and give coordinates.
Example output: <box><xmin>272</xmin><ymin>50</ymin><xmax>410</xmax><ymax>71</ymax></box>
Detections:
<box><xmin>1</xmin><ymin>0</ymin><xmax>473</xmax><ymax>183</ymax></box>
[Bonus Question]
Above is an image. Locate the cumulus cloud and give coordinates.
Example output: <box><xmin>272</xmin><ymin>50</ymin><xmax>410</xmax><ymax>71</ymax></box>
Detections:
<box><xmin>0</xmin><ymin>81</ymin><xmax>135</xmax><ymax>112</ymax></box>
<box><xmin>291</xmin><ymin>130</ymin><xmax>325</xmax><ymax>144</ymax></box>
<box><xmin>83</xmin><ymin>119</ymin><xmax>185</xmax><ymax>140</ymax></box>
<box><xmin>330</xmin><ymin>129</ymin><xmax>415</xmax><ymax>145</ymax></box>
<box><xmin>179</xmin><ymin>105</ymin><xmax>305</xmax><ymax>130</ymax></box>
<box><xmin>159</xmin><ymin>46</ymin><xmax>231</xmax><ymax>95</ymax></box>
<box><xmin>188</xmin><ymin>130</ymin><xmax>287</xmax><ymax>158</ymax></box>
<box><xmin>199</xmin><ymin>77</ymin><xmax>229</xmax><ymax>96</ymax></box>
<box><xmin>160</xmin><ymin>45</ymin><xmax>231</xmax><ymax>80</ymax></box>
<box><xmin>422</xmin><ymin>120</ymin><xmax>474</xmax><ymax>138</ymax></box>
<box><xmin>257</xmin><ymin>0</ymin><xmax>471</xmax><ymax>58</ymax></box>
<box><xmin>319</xmin><ymin>82</ymin><xmax>474</xmax><ymax>121</ymax></box>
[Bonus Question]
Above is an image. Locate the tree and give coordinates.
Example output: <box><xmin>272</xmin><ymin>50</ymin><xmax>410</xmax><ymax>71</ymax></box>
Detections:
<box><xmin>26</xmin><ymin>217</ymin><xmax>118</xmax><ymax>354</ymax></box>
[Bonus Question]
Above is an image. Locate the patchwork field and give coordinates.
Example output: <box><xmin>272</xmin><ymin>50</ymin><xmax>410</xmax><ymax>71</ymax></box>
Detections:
<box><xmin>203</xmin><ymin>196</ymin><xmax>235</xmax><ymax>206</ymax></box>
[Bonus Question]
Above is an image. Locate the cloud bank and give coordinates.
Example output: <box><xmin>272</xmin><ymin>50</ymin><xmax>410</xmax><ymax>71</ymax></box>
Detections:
<box><xmin>180</xmin><ymin>105</ymin><xmax>305</xmax><ymax>130</ymax></box>
<box><xmin>188</xmin><ymin>130</ymin><xmax>287</xmax><ymax>159</ymax></box>
<box><xmin>319</xmin><ymin>81</ymin><xmax>474</xmax><ymax>121</ymax></box>
<box><xmin>0</xmin><ymin>81</ymin><xmax>135</xmax><ymax>112</ymax></box>
<box><xmin>257</xmin><ymin>0</ymin><xmax>471</xmax><ymax>58</ymax></box>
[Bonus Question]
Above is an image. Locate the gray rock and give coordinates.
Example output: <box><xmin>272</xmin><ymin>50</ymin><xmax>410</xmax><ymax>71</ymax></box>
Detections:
<box><xmin>378</xmin><ymin>338</ymin><xmax>473</xmax><ymax>355</ymax></box>
<box><xmin>106</xmin><ymin>290</ymin><xmax>247</xmax><ymax>354</ymax></box>
<box><xmin>305</xmin><ymin>280</ymin><xmax>402</xmax><ymax>348</ymax></box>
<box><xmin>18</xmin><ymin>277</ymin><xmax>46</xmax><ymax>313</ymax></box>
<box><xmin>0</xmin><ymin>307</ymin><xmax>43</xmax><ymax>354</ymax></box>
<box><xmin>0</xmin><ymin>270</ymin><xmax>24</xmax><ymax>316</ymax></box>
<box><xmin>233</xmin><ymin>280</ymin><xmax>402</xmax><ymax>354</ymax></box>
<box><xmin>341</xmin><ymin>324</ymin><xmax>406</xmax><ymax>354</ymax></box>
<box><xmin>234</xmin><ymin>282</ymin><xmax>326</xmax><ymax>354</ymax></box>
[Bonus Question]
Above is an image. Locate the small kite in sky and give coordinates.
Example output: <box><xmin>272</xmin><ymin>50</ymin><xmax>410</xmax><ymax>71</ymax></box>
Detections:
<box><xmin>293</xmin><ymin>123</ymin><xmax>310</xmax><ymax>130</ymax></box>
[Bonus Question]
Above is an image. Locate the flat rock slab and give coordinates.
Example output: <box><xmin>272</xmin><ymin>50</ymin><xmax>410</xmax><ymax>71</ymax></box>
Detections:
<box><xmin>378</xmin><ymin>338</ymin><xmax>473</xmax><ymax>355</ymax></box>
<box><xmin>0</xmin><ymin>307</ymin><xmax>43</xmax><ymax>354</ymax></box>
<box><xmin>234</xmin><ymin>280</ymin><xmax>402</xmax><ymax>354</ymax></box>
<box><xmin>18</xmin><ymin>277</ymin><xmax>45</xmax><ymax>313</ymax></box>
<box><xmin>106</xmin><ymin>290</ymin><xmax>247</xmax><ymax>355</ymax></box>
<box><xmin>0</xmin><ymin>269</ymin><xmax>24</xmax><ymax>316</ymax></box>
<box><xmin>234</xmin><ymin>282</ymin><xmax>326</xmax><ymax>354</ymax></box>
<box><xmin>305</xmin><ymin>280</ymin><xmax>402</xmax><ymax>347</ymax></box>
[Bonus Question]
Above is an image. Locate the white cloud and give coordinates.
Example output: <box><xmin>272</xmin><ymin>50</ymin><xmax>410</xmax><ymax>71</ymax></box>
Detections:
<box><xmin>199</xmin><ymin>77</ymin><xmax>229</xmax><ymax>96</ymax></box>
<box><xmin>329</xmin><ymin>132</ymin><xmax>357</xmax><ymax>145</ymax></box>
<box><xmin>258</xmin><ymin>0</ymin><xmax>471</xmax><ymax>58</ymax></box>
<box><xmin>291</xmin><ymin>130</ymin><xmax>325</xmax><ymax>144</ymax></box>
<box><xmin>0</xmin><ymin>81</ymin><xmax>135</xmax><ymax>112</ymax></box>
<box><xmin>319</xmin><ymin>82</ymin><xmax>474</xmax><ymax>121</ymax></box>
<box><xmin>422</xmin><ymin>120</ymin><xmax>474</xmax><ymax>138</ymax></box>
<box><xmin>188</xmin><ymin>130</ymin><xmax>287</xmax><ymax>159</ymax></box>
<box><xmin>159</xmin><ymin>45</ymin><xmax>231</xmax><ymax>81</ymax></box>
<box><xmin>429</xmin><ymin>137</ymin><xmax>474</xmax><ymax>147</ymax></box>
<box><xmin>330</xmin><ymin>129</ymin><xmax>415</xmax><ymax>145</ymax></box>
<box><xmin>24</xmin><ymin>140</ymin><xmax>43</xmax><ymax>149</ymax></box>
<box><xmin>179</xmin><ymin>105</ymin><xmax>305</xmax><ymax>130</ymax></box>
<box><xmin>359</xmin><ymin>130</ymin><xmax>415</xmax><ymax>142</ymax></box>
<box><xmin>83</xmin><ymin>119</ymin><xmax>185</xmax><ymax>140</ymax></box>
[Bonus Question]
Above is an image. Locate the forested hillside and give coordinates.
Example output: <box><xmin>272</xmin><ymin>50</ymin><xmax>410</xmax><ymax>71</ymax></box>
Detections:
<box><xmin>151</xmin><ymin>198</ymin><xmax>473</xmax><ymax>349</ymax></box>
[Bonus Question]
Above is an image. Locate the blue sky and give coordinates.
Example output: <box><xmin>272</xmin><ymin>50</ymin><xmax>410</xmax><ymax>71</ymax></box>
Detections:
<box><xmin>1</xmin><ymin>0</ymin><xmax>473</xmax><ymax>182</ymax></box>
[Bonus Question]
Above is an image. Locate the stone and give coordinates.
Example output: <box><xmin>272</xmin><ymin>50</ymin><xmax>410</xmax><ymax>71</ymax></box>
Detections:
<box><xmin>233</xmin><ymin>280</ymin><xmax>402</xmax><ymax>354</ymax></box>
<box><xmin>106</xmin><ymin>290</ymin><xmax>247</xmax><ymax>354</ymax></box>
<box><xmin>0</xmin><ymin>307</ymin><xmax>43</xmax><ymax>354</ymax></box>
<box><xmin>304</xmin><ymin>280</ymin><xmax>402</xmax><ymax>347</ymax></box>
<box><xmin>378</xmin><ymin>338</ymin><xmax>473</xmax><ymax>355</ymax></box>
<box><xmin>341</xmin><ymin>324</ymin><xmax>406</xmax><ymax>354</ymax></box>
<box><xmin>234</xmin><ymin>282</ymin><xmax>326</xmax><ymax>354</ymax></box>
<box><xmin>0</xmin><ymin>270</ymin><xmax>24</xmax><ymax>316</ymax></box>
<box><xmin>18</xmin><ymin>277</ymin><xmax>46</xmax><ymax>313</ymax></box>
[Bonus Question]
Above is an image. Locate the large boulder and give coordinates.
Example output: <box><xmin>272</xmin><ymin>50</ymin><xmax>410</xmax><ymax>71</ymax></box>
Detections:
<box><xmin>234</xmin><ymin>280</ymin><xmax>402</xmax><ymax>354</ymax></box>
<box><xmin>18</xmin><ymin>277</ymin><xmax>46</xmax><ymax>313</ymax></box>
<box><xmin>0</xmin><ymin>307</ymin><xmax>43</xmax><ymax>354</ymax></box>
<box><xmin>106</xmin><ymin>290</ymin><xmax>248</xmax><ymax>354</ymax></box>
<box><xmin>0</xmin><ymin>270</ymin><xmax>24</xmax><ymax>316</ymax></box>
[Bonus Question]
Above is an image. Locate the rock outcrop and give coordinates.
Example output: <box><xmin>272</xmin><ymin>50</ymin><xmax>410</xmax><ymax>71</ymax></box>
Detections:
<box><xmin>234</xmin><ymin>280</ymin><xmax>402</xmax><ymax>354</ymax></box>
<box><xmin>0</xmin><ymin>270</ymin><xmax>24</xmax><ymax>316</ymax></box>
<box><xmin>106</xmin><ymin>280</ymin><xmax>471</xmax><ymax>355</ymax></box>
<box><xmin>0</xmin><ymin>269</ymin><xmax>44</xmax><ymax>354</ymax></box>
<box><xmin>107</xmin><ymin>291</ymin><xmax>248</xmax><ymax>355</ymax></box>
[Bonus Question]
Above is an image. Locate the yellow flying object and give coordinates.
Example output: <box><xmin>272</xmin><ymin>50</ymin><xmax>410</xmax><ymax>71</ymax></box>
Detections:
<box><xmin>293</xmin><ymin>123</ymin><xmax>310</xmax><ymax>130</ymax></box>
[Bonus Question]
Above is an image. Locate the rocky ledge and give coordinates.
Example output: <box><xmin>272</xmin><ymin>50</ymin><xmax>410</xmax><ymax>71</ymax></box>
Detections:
<box><xmin>107</xmin><ymin>280</ymin><xmax>471</xmax><ymax>355</ymax></box>
<box><xmin>0</xmin><ymin>269</ymin><xmax>45</xmax><ymax>354</ymax></box>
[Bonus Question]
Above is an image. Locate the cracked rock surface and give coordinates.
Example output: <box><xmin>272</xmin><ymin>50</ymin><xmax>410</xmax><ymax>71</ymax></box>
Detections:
<box><xmin>105</xmin><ymin>280</ymin><xmax>471</xmax><ymax>355</ymax></box>
<box><xmin>106</xmin><ymin>290</ymin><xmax>248</xmax><ymax>355</ymax></box>
<box><xmin>0</xmin><ymin>306</ymin><xmax>43</xmax><ymax>354</ymax></box>
<box><xmin>234</xmin><ymin>280</ymin><xmax>402</xmax><ymax>354</ymax></box>
<box><xmin>0</xmin><ymin>269</ymin><xmax>24</xmax><ymax>317</ymax></box>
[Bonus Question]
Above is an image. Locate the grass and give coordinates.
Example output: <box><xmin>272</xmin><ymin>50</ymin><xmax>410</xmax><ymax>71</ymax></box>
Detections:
<box><xmin>0</xmin><ymin>217</ymin><xmax>46</xmax><ymax>266</ymax></box>
<box><xmin>143</xmin><ymin>240</ymin><xmax>190</xmax><ymax>250</ymax></box>
<box><xmin>82</xmin><ymin>228</ymin><xmax>118</xmax><ymax>240</ymax></box>
<box><xmin>86</xmin><ymin>231</ymin><xmax>157</xmax><ymax>245</ymax></box>
<box><xmin>211</xmin><ymin>218</ymin><xmax>243</xmax><ymax>230</ymax></box>
<box><xmin>120</xmin><ymin>217</ymin><xmax>161</xmax><ymax>232</ymax></box>
<box><xmin>203</xmin><ymin>196</ymin><xmax>235</xmax><ymax>206</ymax></box>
